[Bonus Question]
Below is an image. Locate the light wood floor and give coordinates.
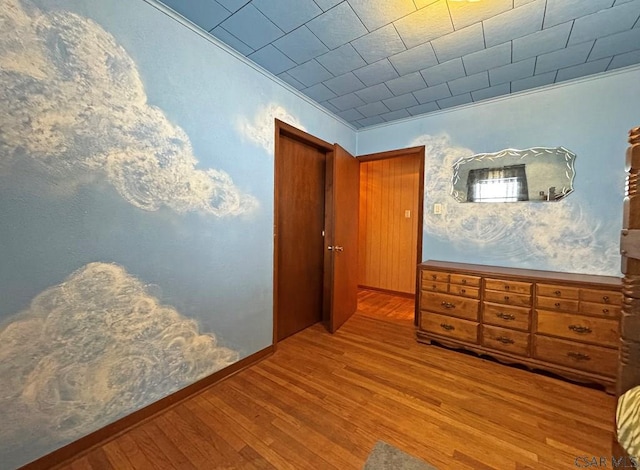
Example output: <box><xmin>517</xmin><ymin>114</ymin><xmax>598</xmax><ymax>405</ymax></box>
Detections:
<box><xmin>56</xmin><ymin>290</ymin><xmax>615</xmax><ymax>470</ymax></box>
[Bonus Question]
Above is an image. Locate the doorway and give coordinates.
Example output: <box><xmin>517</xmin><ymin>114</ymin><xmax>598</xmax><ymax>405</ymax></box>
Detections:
<box><xmin>358</xmin><ymin>147</ymin><xmax>425</xmax><ymax>297</ymax></box>
<box><xmin>274</xmin><ymin>122</ymin><xmax>332</xmax><ymax>341</ymax></box>
<box><xmin>274</xmin><ymin>121</ymin><xmax>359</xmax><ymax>342</ymax></box>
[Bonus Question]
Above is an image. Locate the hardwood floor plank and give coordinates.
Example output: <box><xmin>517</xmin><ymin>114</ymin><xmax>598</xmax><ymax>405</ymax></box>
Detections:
<box><xmin>54</xmin><ymin>290</ymin><xmax>615</xmax><ymax>470</ymax></box>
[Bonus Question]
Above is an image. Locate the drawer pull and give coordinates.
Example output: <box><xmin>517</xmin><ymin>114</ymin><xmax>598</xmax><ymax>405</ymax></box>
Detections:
<box><xmin>554</xmin><ymin>302</ymin><xmax>561</xmax><ymax>308</ymax></box>
<box><xmin>603</xmin><ymin>295</ymin><xmax>610</xmax><ymax>303</ymax></box>
<box><xmin>461</xmin><ymin>279</ymin><xmax>467</xmax><ymax>284</ymax></box>
<box><xmin>504</xmin><ymin>295</ymin><xmax>510</xmax><ymax>301</ymax></box>
<box><xmin>567</xmin><ymin>351</ymin><xmax>591</xmax><ymax>361</ymax></box>
<box><xmin>441</xmin><ymin>301</ymin><xmax>455</xmax><ymax>309</ymax></box>
<box><xmin>495</xmin><ymin>336</ymin><xmax>514</xmax><ymax>344</ymax></box>
<box><xmin>505</xmin><ymin>285</ymin><xmax>510</xmax><ymax>291</ymax></box>
<box><xmin>431</xmin><ymin>284</ymin><xmax>437</xmax><ymax>289</ymax></box>
<box><xmin>440</xmin><ymin>323</ymin><xmax>455</xmax><ymax>331</ymax></box>
<box><xmin>496</xmin><ymin>312</ymin><xmax>516</xmax><ymax>321</ymax></box>
<box><xmin>460</xmin><ymin>288</ymin><xmax>466</xmax><ymax>294</ymax></box>
<box><xmin>554</xmin><ymin>290</ymin><xmax>561</xmax><ymax>296</ymax></box>
<box><xmin>432</xmin><ymin>274</ymin><xmax>437</xmax><ymax>280</ymax></box>
<box><xmin>602</xmin><ymin>308</ymin><xmax>609</xmax><ymax>314</ymax></box>
<box><xmin>568</xmin><ymin>325</ymin><xmax>592</xmax><ymax>334</ymax></box>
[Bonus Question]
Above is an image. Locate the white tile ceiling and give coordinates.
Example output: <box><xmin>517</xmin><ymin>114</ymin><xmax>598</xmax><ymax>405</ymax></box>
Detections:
<box><xmin>158</xmin><ymin>0</ymin><xmax>640</xmax><ymax>128</ymax></box>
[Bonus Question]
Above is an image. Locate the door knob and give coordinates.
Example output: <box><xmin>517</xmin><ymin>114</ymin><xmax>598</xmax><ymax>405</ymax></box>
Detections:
<box><xmin>327</xmin><ymin>246</ymin><xmax>344</xmax><ymax>252</ymax></box>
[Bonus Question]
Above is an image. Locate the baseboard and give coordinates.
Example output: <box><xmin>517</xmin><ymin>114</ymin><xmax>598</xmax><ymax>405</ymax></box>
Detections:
<box><xmin>358</xmin><ymin>285</ymin><xmax>415</xmax><ymax>299</ymax></box>
<box><xmin>21</xmin><ymin>345</ymin><xmax>274</xmax><ymax>470</ymax></box>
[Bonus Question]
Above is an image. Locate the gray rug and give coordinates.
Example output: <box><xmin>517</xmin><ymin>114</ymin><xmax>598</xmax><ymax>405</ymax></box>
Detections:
<box><xmin>363</xmin><ymin>441</ymin><xmax>437</xmax><ymax>470</ymax></box>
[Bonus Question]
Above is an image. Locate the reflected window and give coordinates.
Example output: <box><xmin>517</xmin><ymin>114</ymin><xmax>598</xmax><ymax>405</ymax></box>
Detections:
<box><xmin>467</xmin><ymin>164</ymin><xmax>529</xmax><ymax>202</ymax></box>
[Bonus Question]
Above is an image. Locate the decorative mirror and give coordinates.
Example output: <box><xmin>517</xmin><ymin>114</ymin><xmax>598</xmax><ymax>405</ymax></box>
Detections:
<box><xmin>451</xmin><ymin>147</ymin><xmax>576</xmax><ymax>203</ymax></box>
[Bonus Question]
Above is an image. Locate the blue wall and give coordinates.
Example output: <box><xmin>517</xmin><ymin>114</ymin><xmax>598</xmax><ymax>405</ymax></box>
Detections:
<box><xmin>358</xmin><ymin>67</ymin><xmax>640</xmax><ymax>277</ymax></box>
<box><xmin>0</xmin><ymin>0</ymin><xmax>354</xmax><ymax>467</ymax></box>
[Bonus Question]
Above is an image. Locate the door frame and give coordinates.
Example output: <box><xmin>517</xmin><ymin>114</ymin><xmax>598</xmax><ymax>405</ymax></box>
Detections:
<box><xmin>357</xmin><ymin>146</ymin><xmax>425</xmax><ymax>325</ymax></box>
<box><xmin>273</xmin><ymin>119</ymin><xmax>334</xmax><ymax>347</ymax></box>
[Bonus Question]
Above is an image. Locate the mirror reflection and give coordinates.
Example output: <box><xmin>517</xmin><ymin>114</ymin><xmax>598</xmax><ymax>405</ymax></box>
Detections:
<box><xmin>451</xmin><ymin>147</ymin><xmax>576</xmax><ymax>203</ymax></box>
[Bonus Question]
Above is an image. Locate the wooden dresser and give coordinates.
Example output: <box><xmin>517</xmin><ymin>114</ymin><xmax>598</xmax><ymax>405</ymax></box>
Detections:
<box><xmin>416</xmin><ymin>260</ymin><xmax>622</xmax><ymax>392</ymax></box>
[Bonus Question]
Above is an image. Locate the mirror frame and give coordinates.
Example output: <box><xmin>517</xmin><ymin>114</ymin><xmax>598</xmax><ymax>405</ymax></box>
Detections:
<box><xmin>451</xmin><ymin>146</ymin><xmax>577</xmax><ymax>203</ymax></box>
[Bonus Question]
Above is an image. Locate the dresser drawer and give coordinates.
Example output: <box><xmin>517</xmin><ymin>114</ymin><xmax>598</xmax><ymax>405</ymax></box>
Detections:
<box><xmin>537</xmin><ymin>283</ymin><xmax>579</xmax><ymax>299</ymax></box>
<box><xmin>482</xmin><ymin>325</ymin><xmax>529</xmax><ymax>356</ymax></box>
<box><xmin>580</xmin><ymin>301</ymin><xmax>621</xmax><ymax>318</ymax></box>
<box><xmin>421</xmin><ymin>312</ymin><xmax>479</xmax><ymax>344</ymax></box>
<box><xmin>534</xmin><ymin>335</ymin><xmax>617</xmax><ymax>377</ymax></box>
<box><xmin>536</xmin><ymin>296</ymin><xmax>579</xmax><ymax>312</ymax></box>
<box><xmin>483</xmin><ymin>302</ymin><xmax>531</xmax><ymax>331</ymax></box>
<box><xmin>420</xmin><ymin>292</ymin><xmax>479</xmax><ymax>321</ymax></box>
<box><xmin>449</xmin><ymin>284</ymin><xmax>480</xmax><ymax>299</ymax></box>
<box><xmin>484</xmin><ymin>290</ymin><xmax>531</xmax><ymax>307</ymax></box>
<box><xmin>484</xmin><ymin>278</ymin><xmax>531</xmax><ymax>295</ymax></box>
<box><xmin>536</xmin><ymin>310</ymin><xmax>619</xmax><ymax>347</ymax></box>
<box><xmin>580</xmin><ymin>289</ymin><xmax>623</xmax><ymax>305</ymax></box>
<box><xmin>422</xmin><ymin>270</ymin><xmax>449</xmax><ymax>283</ymax></box>
<box><xmin>421</xmin><ymin>281</ymin><xmax>449</xmax><ymax>294</ymax></box>
<box><xmin>449</xmin><ymin>273</ymin><xmax>481</xmax><ymax>287</ymax></box>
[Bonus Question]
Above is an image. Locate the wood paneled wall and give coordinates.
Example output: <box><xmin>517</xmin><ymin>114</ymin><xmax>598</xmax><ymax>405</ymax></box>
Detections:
<box><xmin>358</xmin><ymin>154</ymin><xmax>421</xmax><ymax>294</ymax></box>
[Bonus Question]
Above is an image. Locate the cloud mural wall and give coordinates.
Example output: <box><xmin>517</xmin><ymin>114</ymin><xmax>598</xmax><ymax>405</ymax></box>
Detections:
<box><xmin>357</xmin><ymin>68</ymin><xmax>640</xmax><ymax>278</ymax></box>
<box><xmin>236</xmin><ymin>103</ymin><xmax>306</xmax><ymax>155</ymax></box>
<box><xmin>412</xmin><ymin>134</ymin><xmax>619</xmax><ymax>275</ymax></box>
<box><xmin>0</xmin><ymin>0</ymin><xmax>354</xmax><ymax>468</ymax></box>
<box><xmin>0</xmin><ymin>0</ymin><xmax>257</xmax><ymax>216</ymax></box>
<box><xmin>0</xmin><ymin>262</ymin><xmax>238</xmax><ymax>468</ymax></box>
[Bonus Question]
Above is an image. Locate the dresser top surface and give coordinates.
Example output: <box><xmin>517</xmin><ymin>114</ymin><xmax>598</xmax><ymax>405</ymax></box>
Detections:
<box><xmin>420</xmin><ymin>260</ymin><xmax>622</xmax><ymax>287</ymax></box>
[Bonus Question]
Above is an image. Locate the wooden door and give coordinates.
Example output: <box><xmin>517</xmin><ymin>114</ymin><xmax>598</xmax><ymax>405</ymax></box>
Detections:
<box><xmin>324</xmin><ymin>144</ymin><xmax>360</xmax><ymax>333</ymax></box>
<box><xmin>275</xmin><ymin>129</ymin><xmax>329</xmax><ymax>341</ymax></box>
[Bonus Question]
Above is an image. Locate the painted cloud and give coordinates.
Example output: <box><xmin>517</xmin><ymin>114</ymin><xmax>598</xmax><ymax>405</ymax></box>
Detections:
<box><xmin>236</xmin><ymin>103</ymin><xmax>306</xmax><ymax>155</ymax></box>
<box><xmin>0</xmin><ymin>0</ymin><xmax>257</xmax><ymax>216</ymax></box>
<box><xmin>0</xmin><ymin>262</ymin><xmax>238</xmax><ymax>467</ymax></box>
<box><xmin>412</xmin><ymin>134</ymin><xmax>619</xmax><ymax>276</ymax></box>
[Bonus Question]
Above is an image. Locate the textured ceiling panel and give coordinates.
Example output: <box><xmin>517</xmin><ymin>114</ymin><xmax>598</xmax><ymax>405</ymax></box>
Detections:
<box><xmin>248</xmin><ymin>44</ymin><xmax>296</xmax><ymax>74</ymax></box>
<box><xmin>272</xmin><ymin>26</ymin><xmax>328</xmax><ymax>64</ymax></box>
<box><xmin>511</xmin><ymin>22</ymin><xmax>572</xmax><ymax>61</ymax></box>
<box><xmin>544</xmin><ymin>0</ymin><xmax>615</xmax><ymax>28</ymax></box>
<box><xmin>393</xmin><ymin>1</ymin><xmax>453</xmax><ymax>49</ymax></box>
<box><xmin>353</xmin><ymin>59</ymin><xmax>399</xmax><ymax>86</ymax></box>
<box><xmin>355</xmin><ymin>83</ymin><xmax>394</xmax><ymax>104</ymax></box>
<box><xmin>316</xmin><ymin>44</ymin><xmax>367</xmax><ymax>76</ymax></box>
<box><xmin>216</xmin><ymin>0</ymin><xmax>249</xmax><ymax>13</ymax></box>
<box><xmin>462</xmin><ymin>43</ymin><xmax>512</xmax><ymax>75</ymax></box>
<box><xmin>421</xmin><ymin>58</ymin><xmax>466</xmax><ymax>86</ymax></box>
<box><xmin>159</xmin><ymin>0</ymin><xmax>640</xmax><ymax>128</ymax></box>
<box><xmin>286</xmin><ymin>59</ymin><xmax>331</xmax><ymax>86</ymax></box>
<box><xmin>535</xmin><ymin>41</ymin><xmax>595</xmax><ymax>74</ymax></box>
<box><xmin>252</xmin><ymin>0</ymin><xmax>321</xmax><ymax>33</ymax></box>
<box><xmin>351</xmin><ymin>24</ymin><xmax>406</xmax><ymax>64</ymax></box>
<box><xmin>447</xmin><ymin>0</ymin><xmax>512</xmax><ymax>29</ymax></box>
<box><xmin>483</xmin><ymin>0</ymin><xmax>545</xmax><ymax>47</ymax></box>
<box><xmin>347</xmin><ymin>0</ymin><xmax>416</xmax><ymax>31</ymax></box>
<box><xmin>489</xmin><ymin>58</ymin><xmax>536</xmax><ymax>85</ymax></box>
<box><xmin>161</xmin><ymin>0</ymin><xmax>230</xmax><ymax>31</ymax></box>
<box><xmin>568</xmin><ymin>1</ymin><xmax>640</xmax><ymax>44</ymax></box>
<box><xmin>385</xmin><ymin>72</ymin><xmax>427</xmax><ymax>96</ymax></box>
<box><xmin>383</xmin><ymin>93</ymin><xmax>419</xmax><ymax>111</ymax></box>
<box><xmin>218</xmin><ymin>4</ymin><xmax>283</xmax><ymax>50</ymax></box>
<box><xmin>389</xmin><ymin>43</ymin><xmax>438</xmax><ymax>76</ymax></box>
<box><xmin>324</xmin><ymin>72</ymin><xmax>365</xmax><ymax>95</ymax></box>
<box><xmin>306</xmin><ymin>3</ymin><xmax>367</xmax><ymax>50</ymax></box>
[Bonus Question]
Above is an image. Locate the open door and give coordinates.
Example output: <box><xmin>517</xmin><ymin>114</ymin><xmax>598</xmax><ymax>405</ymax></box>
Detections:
<box><xmin>324</xmin><ymin>144</ymin><xmax>359</xmax><ymax>333</ymax></box>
